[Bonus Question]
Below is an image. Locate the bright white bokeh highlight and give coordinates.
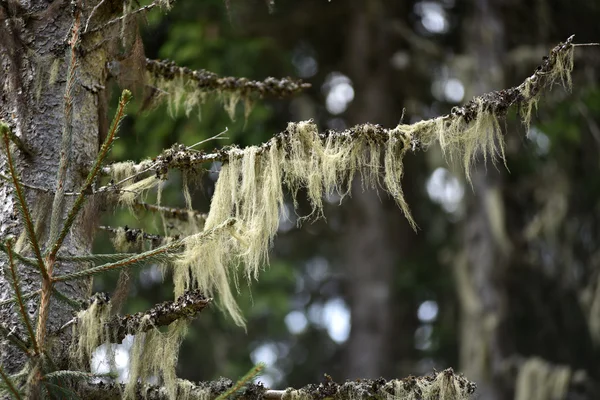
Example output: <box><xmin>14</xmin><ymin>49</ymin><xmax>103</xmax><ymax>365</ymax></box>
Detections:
<box><xmin>292</xmin><ymin>43</ymin><xmax>318</xmax><ymax>78</ymax></box>
<box><xmin>415</xmin><ymin>1</ymin><xmax>449</xmax><ymax>34</ymax></box>
<box><xmin>444</xmin><ymin>78</ymin><xmax>465</xmax><ymax>103</ymax></box>
<box><xmin>417</xmin><ymin>300</ymin><xmax>439</xmax><ymax>323</ymax></box>
<box><xmin>322</xmin><ymin>72</ymin><xmax>354</xmax><ymax>115</ymax></box>
<box><xmin>527</xmin><ymin>126</ymin><xmax>551</xmax><ymax>155</ymax></box>
<box><xmin>426</xmin><ymin>167</ymin><xmax>464</xmax><ymax>213</ymax></box>
<box><xmin>285</xmin><ymin>310</ymin><xmax>309</xmax><ymax>334</ymax></box>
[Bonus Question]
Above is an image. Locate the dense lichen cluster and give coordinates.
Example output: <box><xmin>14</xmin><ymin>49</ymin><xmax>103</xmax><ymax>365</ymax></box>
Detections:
<box><xmin>77</xmin><ymin>36</ymin><xmax>576</xmax><ymax>399</ymax></box>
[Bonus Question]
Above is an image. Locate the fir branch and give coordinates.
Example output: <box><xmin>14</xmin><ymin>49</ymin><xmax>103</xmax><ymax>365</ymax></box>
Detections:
<box><xmin>48</xmin><ymin>90</ymin><xmax>132</xmax><ymax>260</ymax></box>
<box><xmin>54</xmin><ymin>218</ymin><xmax>235</xmax><ymax>282</ymax></box>
<box><xmin>131</xmin><ymin>202</ymin><xmax>207</xmax><ymax>223</ymax></box>
<box><xmin>0</xmin><ymin>323</ymin><xmax>31</xmax><ymax>356</ymax></box>
<box><xmin>4</xmin><ymin>240</ymin><xmax>39</xmax><ymax>354</ymax></box>
<box><xmin>110</xmin><ymin>35</ymin><xmax>576</xmax><ymax>179</ymax></box>
<box><xmin>0</xmin><ymin>291</ymin><xmax>40</xmax><ymax>307</ymax></box>
<box><xmin>34</xmin><ymin>11</ymin><xmax>84</xmax><ymax>352</ymax></box>
<box><xmin>76</xmin><ymin>369</ymin><xmax>476</xmax><ymax>400</ymax></box>
<box><xmin>0</xmin><ymin>122</ymin><xmax>49</xmax><ymax>280</ymax></box>
<box><xmin>0</xmin><ymin>241</ymin><xmax>39</xmax><ymax>269</ymax></box>
<box><xmin>41</xmin><ymin>381</ymin><xmax>80</xmax><ymax>400</ymax></box>
<box><xmin>215</xmin><ymin>364</ymin><xmax>265</xmax><ymax>400</ymax></box>
<box><xmin>51</xmin><ymin>287</ymin><xmax>84</xmax><ymax>309</ymax></box>
<box><xmin>0</xmin><ymin>172</ymin><xmax>78</xmax><ymax>196</ymax></box>
<box><xmin>47</xmin><ymin>10</ymin><xmax>81</xmax><ymax>253</ymax></box>
<box><xmin>106</xmin><ymin>289</ymin><xmax>211</xmax><ymax>343</ymax></box>
<box><xmin>56</xmin><ymin>253</ymin><xmax>138</xmax><ymax>264</ymax></box>
<box><xmin>146</xmin><ymin>58</ymin><xmax>311</xmax><ymax>98</ymax></box>
<box><xmin>44</xmin><ymin>370</ymin><xmax>115</xmax><ymax>382</ymax></box>
<box><xmin>0</xmin><ymin>365</ymin><xmax>22</xmax><ymax>400</ymax></box>
<box><xmin>84</xmin><ymin>1</ymin><xmax>161</xmax><ymax>35</ymax></box>
<box><xmin>52</xmin><ymin>237</ymin><xmax>182</xmax><ymax>282</ymax></box>
<box><xmin>3</xmin><ymin>126</ymin><xmax>31</xmax><ymax>157</ymax></box>
<box><xmin>98</xmin><ymin>225</ymin><xmax>177</xmax><ymax>246</ymax></box>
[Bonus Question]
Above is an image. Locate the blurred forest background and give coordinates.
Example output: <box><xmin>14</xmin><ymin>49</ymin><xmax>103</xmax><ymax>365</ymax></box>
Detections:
<box><xmin>93</xmin><ymin>1</ymin><xmax>600</xmax><ymax>399</ymax></box>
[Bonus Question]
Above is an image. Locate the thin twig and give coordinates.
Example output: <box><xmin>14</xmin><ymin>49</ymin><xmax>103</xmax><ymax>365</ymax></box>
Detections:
<box><xmin>0</xmin><ymin>172</ymin><xmax>78</xmax><ymax>196</ymax></box>
<box><xmin>84</xmin><ymin>2</ymin><xmax>159</xmax><ymax>35</ymax></box>
<box><xmin>0</xmin><ymin>290</ymin><xmax>41</xmax><ymax>307</ymax></box>
<box><xmin>189</xmin><ymin>128</ymin><xmax>229</xmax><ymax>149</ymax></box>
<box><xmin>0</xmin><ymin>123</ymin><xmax>49</xmax><ymax>280</ymax></box>
<box><xmin>37</xmin><ymin>9</ymin><xmax>82</xmax><ymax>353</ymax></box>
<box><xmin>130</xmin><ymin>202</ymin><xmax>207</xmax><ymax>222</ymax></box>
<box><xmin>5</xmin><ymin>241</ymin><xmax>39</xmax><ymax>355</ymax></box>
<box><xmin>83</xmin><ymin>0</ymin><xmax>107</xmax><ymax>33</ymax></box>
<box><xmin>48</xmin><ymin>90</ymin><xmax>131</xmax><ymax>260</ymax></box>
<box><xmin>54</xmin><ymin>218</ymin><xmax>235</xmax><ymax>282</ymax></box>
<box><xmin>3</xmin><ymin>127</ymin><xmax>32</xmax><ymax>157</ymax></box>
<box><xmin>0</xmin><ymin>365</ymin><xmax>22</xmax><ymax>400</ymax></box>
<box><xmin>0</xmin><ymin>323</ymin><xmax>31</xmax><ymax>356</ymax></box>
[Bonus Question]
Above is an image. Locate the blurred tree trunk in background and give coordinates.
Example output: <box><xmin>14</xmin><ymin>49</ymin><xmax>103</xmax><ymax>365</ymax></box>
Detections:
<box><xmin>455</xmin><ymin>1</ymin><xmax>509</xmax><ymax>399</ymax></box>
<box><xmin>342</xmin><ymin>0</ymin><xmax>418</xmax><ymax>380</ymax></box>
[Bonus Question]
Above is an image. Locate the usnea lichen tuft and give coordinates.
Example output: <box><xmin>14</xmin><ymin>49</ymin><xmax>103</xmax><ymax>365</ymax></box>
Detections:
<box><xmin>125</xmin><ymin>318</ymin><xmax>188</xmax><ymax>400</ymax></box>
<box><xmin>72</xmin><ymin>296</ymin><xmax>112</xmax><ymax>367</ymax></box>
<box><xmin>109</xmin><ymin>39</ymin><xmax>576</xmax><ymax>330</ymax></box>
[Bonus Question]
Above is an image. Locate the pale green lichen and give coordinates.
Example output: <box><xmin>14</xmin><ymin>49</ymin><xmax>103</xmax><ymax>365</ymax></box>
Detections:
<box><xmin>521</xmin><ymin>44</ymin><xmax>574</xmax><ymax>130</ymax></box>
<box><xmin>71</xmin><ymin>298</ymin><xmax>112</xmax><ymax>367</ymax></box>
<box><xmin>119</xmin><ymin>175</ymin><xmax>161</xmax><ymax>206</ymax></box>
<box><xmin>514</xmin><ymin>358</ymin><xmax>571</xmax><ymax>400</ymax></box>
<box><xmin>125</xmin><ymin>318</ymin><xmax>188</xmax><ymax>400</ymax></box>
<box><xmin>382</xmin><ymin>372</ymin><xmax>473</xmax><ymax>400</ymax></box>
<box><xmin>177</xmin><ymin>380</ymin><xmax>211</xmax><ymax>400</ymax></box>
<box><xmin>129</xmin><ymin>41</ymin><xmax>576</xmax><ymax>327</ymax></box>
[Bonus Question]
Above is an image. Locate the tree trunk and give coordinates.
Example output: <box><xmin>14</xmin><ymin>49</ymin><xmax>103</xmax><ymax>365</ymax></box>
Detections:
<box><xmin>342</xmin><ymin>0</ymin><xmax>416</xmax><ymax>379</ymax></box>
<box><xmin>0</xmin><ymin>0</ymin><xmax>108</xmax><ymax>373</ymax></box>
<box><xmin>455</xmin><ymin>0</ymin><xmax>510</xmax><ymax>399</ymax></box>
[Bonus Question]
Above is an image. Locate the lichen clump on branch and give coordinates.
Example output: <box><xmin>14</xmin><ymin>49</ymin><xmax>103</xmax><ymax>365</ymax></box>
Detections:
<box><xmin>108</xmin><ymin>36</ymin><xmax>577</xmax><ymax>329</ymax></box>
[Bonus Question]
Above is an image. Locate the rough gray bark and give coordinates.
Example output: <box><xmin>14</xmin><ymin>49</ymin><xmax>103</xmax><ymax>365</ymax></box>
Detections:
<box><xmin>0</xmin><ymin>0</ymin><xmax>110</xmax><ymax>374</ymax></box>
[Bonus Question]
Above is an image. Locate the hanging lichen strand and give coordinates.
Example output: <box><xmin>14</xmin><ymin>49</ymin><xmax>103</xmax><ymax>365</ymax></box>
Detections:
<box><xmin>104</xmin><ymin>36</ymin><xmax>576</xmax><ymax>328</ymax></box>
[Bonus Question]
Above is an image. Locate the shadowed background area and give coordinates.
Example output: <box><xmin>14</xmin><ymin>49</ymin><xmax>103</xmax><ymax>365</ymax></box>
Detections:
<box><xmin>93</xmin><ymin>1</ymin><xmax>600</xmax><ymax>399</ymax></box>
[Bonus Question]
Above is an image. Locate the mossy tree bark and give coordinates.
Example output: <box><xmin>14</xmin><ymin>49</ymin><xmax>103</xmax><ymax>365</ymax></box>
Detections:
<box><xmin>0</xmin><ymin>0</ymin><xmax>111</xmax><ymax>373</ymax></box>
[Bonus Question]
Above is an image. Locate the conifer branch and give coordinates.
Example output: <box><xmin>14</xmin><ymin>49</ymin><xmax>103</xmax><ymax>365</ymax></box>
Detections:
<box><xmin>53</xmin><ymin>218</ymin><xmax>235</xmax><ymax>282</ymax></box>
<box><xmin>3</xmin><ymin>126</ymin><xmax>31</xmax><ymax>157</ymax></box>
<box><xmin>56</xmin><ymin>253</ymin><xmax>138</xmax><ymax>264</ymax></box>
<box><xmin>52</xmin><ymin>240</ymin><xmax>180</xmax><ymax>282</ymax></box>
<box><xmin>106</xmin><ymin>289</ymin><xmax>211</xmax><ymax>343</ymax></box>
<box><xmin>47</xmin><ymin>11</ymin><xmax>81</xmax><ymax>253</ymax></box>
<box><xmin>0</xmin><ymin>291</ymin><xmax>40</xmax><ymax>307</ymax></box>
<box><xmin>0</xmin><ymin>123</ymin><xmax>48</xmax><ymax>280</ymax></box>
<box><xmin>131</xmin><ymin>202</ymin><xmax>207</xmax><ymax>223</ymax></box>
<box><xmin>48</xmin><ymin>90</ymin><xmax>132</xmax><ymax>260</ymax></box>
<box><xmin>145</xmin><ymin>58</ymin><xmax>311</xmax><ymax>98</ymax></box>
<box><xmin>0</xmin><ymin>323</ymin><xmax>32</xmax><ymax>356</ymax></box>
<box><xmin>112</xmin><ymin>35</ymin><xmax>576</xmax><ymax>179</ymax></box>
<box><xmin>77</xmin><ymin>369</ymin><xmax>476</xmax><ymax>400</ymax></box>
<box><xmin>0</xmin><ymin>365</ymin><xmax>22</xmax><ymax>400</ymax></box>
<box><xmin>84</xmin><ymin>1</ymin><xmax>163</xmax><ymax>35</ymax></box>
<box><xmin>0</xmin><ymin>172</ymin><xmax>78</xmax><ymax>196</ymax></box>
<box><xmin>4</xmin><ymin>240</ymin><xmax>39</xmax><ymax>355</ymax></box>
<box><xmin>0</xmin><ymin>241</ymin><xmax>40</xmax><ymax>269</ymax></box>
<box><xmin>99</xmin><ymin>225</ymin><xmax>178</xmax><ymax>246</ymax></box>
<box><xmin>215</xmin><ymin>363</ymin><xmax>265</xmax><ymax>400</ymax></box>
